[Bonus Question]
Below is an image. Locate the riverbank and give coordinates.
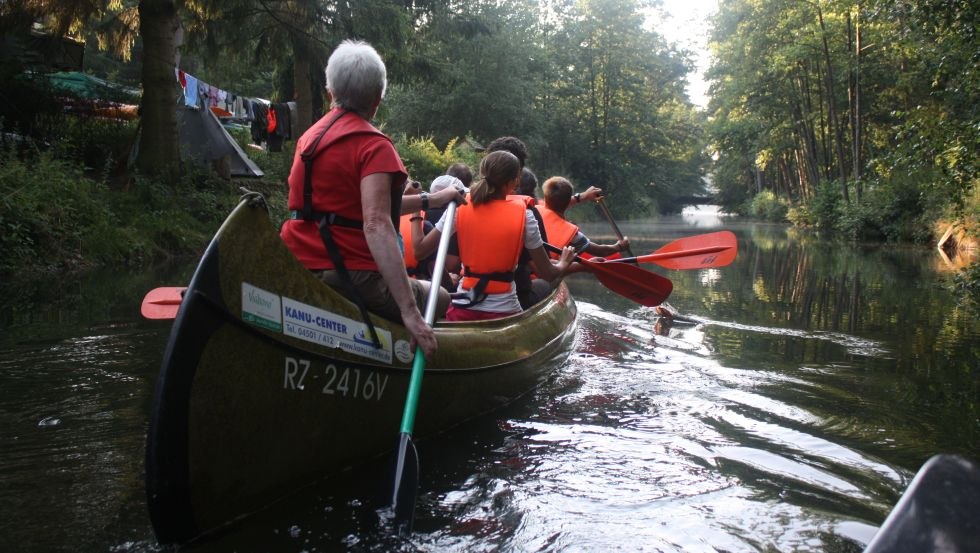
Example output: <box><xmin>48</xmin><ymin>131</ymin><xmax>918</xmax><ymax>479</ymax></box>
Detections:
<box><xmin>0</xmin><ymin>144</ymin><xmax>289</xmax><ymax>277</ymax></box>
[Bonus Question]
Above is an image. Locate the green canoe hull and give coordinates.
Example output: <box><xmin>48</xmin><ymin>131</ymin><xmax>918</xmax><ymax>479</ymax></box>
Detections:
<box><xmin>145</xmin><ymin>195</ymin><xmax>578</xmax><ymax>543</ymax></box>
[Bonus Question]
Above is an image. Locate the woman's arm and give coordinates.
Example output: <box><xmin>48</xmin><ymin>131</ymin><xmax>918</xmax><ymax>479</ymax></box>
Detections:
<box><xmin>401</xmin><ymin>185</ymin><xmax>466</xmax><ymax>215</ymax></box>
<box><xmin>412</xmin><ymin>212</ymin><xmax>446</xmax><ymax>261</ymax></box>
<box><xmin>528</xmin><ymin>244</ymin><xmax>575</xmax><ymax>282</ymax></box>
<box><xmin>584</xmin><ymin>236</ymin><xmax>629</xmax><ymax>257</ymax></box>
<box><xmin>361</xmin><ymin>173</ymin><xmax>437</xmax><ymax>359</ymax></box>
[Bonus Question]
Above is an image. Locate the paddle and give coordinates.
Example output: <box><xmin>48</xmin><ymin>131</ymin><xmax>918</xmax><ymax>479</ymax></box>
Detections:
<box><xmin>140</xmin><ymin>287</ymin><xmax>186</xmax><ymax>319</ymax></box>
<box><xmin>545</xmin><ymin>243</ymin><xmax>672</xmax><ymax>307</ymax></box>
<box><xmin>595</xmin><ymin>196</ymin><xmax>635</xmax><ymax>258</ymax></box>
<box><xmin>391</xmin><ymin>201</ymin><xmax>458</xmax><ymax>535</ymax></box>
<box><xmin>608</xmin><ymin>231</ymin><xmax>738</xmax><ymax>270</ymax></box>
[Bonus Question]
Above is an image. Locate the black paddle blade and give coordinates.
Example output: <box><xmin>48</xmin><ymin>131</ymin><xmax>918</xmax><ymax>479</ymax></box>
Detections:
<box><xmin>391</xmin><ymin>432</ymin><xmax>419</xmax><ymax>535</ymax></box>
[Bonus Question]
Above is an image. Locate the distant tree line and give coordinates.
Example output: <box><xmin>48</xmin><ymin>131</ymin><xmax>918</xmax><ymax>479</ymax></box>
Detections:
<box><xmin>5</xmin><ymin>0</ymin><xmax>973</xmax><ymax>236</ymax></box>
<box><xmin>707</xmin><ymin>0</ymin><xmax>977</xmax><ymax>241</ymax></box>
<box><xmin>1</xmin><ymin>0</ymin><xmax>707</xmax><ymax>216</ymax></box>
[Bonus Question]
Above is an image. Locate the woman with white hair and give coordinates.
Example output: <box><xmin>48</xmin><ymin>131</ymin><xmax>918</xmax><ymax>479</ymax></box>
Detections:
<box><xmin>280</xmin><ymin>40</ymin><xmax>457</xmax><ymax>358</ymax></box>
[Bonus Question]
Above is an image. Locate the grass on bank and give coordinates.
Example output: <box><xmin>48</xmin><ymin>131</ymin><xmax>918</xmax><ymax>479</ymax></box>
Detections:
<box><xmin>1</xmin><ymin>114</ymin><xmax>480</xmax><ymax>278</ymax></box>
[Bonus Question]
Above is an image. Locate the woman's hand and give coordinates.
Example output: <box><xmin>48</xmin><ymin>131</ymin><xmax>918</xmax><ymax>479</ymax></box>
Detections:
<box><xmin>555</xmin><ymin>245</ymin><xmax>576</xmax><ymax>274</ymax></box>
<box><xmin>430</xmin><ymin>185</ymin><xmax>467</xmax><ymax>207</ymax></box>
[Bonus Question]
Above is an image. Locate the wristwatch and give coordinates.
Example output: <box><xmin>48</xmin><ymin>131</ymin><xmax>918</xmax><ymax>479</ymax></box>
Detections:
<box><xmin>421</xmin><ymin>192</ymin><xmax>429</xmax><ymax>210</ymax></box>
<box><xmin>574</xmin><ymin>193</ymin><xmax>582</xmax><ymax>203</ymax></box>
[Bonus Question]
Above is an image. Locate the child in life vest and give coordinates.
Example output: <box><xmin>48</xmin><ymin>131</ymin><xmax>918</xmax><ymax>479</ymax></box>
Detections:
<box><xmin>412</xmin><ymin>151</ymin><xmax>575</xmax><ymax>321</ymax></box>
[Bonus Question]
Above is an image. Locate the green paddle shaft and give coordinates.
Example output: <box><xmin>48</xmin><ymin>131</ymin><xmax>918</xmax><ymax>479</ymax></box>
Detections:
<box><xmin>399</xmin><ymin>201</ymin><xmax>457</xmax><ymax>434</ymax></box>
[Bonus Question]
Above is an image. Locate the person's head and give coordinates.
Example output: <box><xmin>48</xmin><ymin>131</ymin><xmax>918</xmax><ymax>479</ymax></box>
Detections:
<box><xmin>471</xmin><ymin>151</ymin><xmax>521</xmax><ymax>206</ymax></box>
<box><xmin>543</xmin><ymin>176</ymin><xmax>574</xmax><ymax>213</ymax></box>
<box><xmin>446</xmin><ymin>163</ymin><xmax>473</xmax><ymax>188</ymax></box>
<box><xmin>486</xmin><ymin>136</ymin><xmax>529</xmax><ymax>169</ymax></box>
<box><xmin>430</xmin><ymin>174</ymin><xmax>466</xmax><ymax>195</ymax></box>
<box><xmin>325</xmin><ymin>40</ymin><xmax>387</xmax><ymax>119</ymax></box>
<box><xmin>516</xmin><ymin>167</ymin><xmax>538</xmax><ymax>198</ymax></box>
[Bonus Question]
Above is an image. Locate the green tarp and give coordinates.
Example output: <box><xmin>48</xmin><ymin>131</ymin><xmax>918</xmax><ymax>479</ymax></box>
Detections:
<box><xmin>42</xmin><ymin>71</ymin><xmax>141</xmax><ymax>103</ymax></box>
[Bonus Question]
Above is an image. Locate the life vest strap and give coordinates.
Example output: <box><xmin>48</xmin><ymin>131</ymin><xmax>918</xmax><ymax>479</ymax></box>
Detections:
<box><xmin>458</xmin><ymin>269</ymin><xmax>515</xmax><ymax>307</ymax></box>
<box><xmin>296</xmin><ymin>109</ymin><xmax>380</xmax><ymax>349</ymax></box>
<box><xmin>289</xmin><ymin>210</ymin><xmax>362</xmax><ymax>229</ymax></box>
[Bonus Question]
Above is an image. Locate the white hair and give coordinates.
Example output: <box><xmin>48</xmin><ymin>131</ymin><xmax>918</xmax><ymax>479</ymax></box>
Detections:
<box><xmin>325</xmin><ymin>40</ymin><xmax>387</xmax><ymax>117</ymax></box>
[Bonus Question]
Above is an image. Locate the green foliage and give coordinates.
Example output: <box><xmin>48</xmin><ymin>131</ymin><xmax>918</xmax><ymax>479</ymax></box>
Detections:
<box><xmin>949</xmin><ymin>262</ymin><xmax>980</xmax><ymax>313</ymax></box>
<box><xmin>52</xmin><ymin>116</ymin><xmax>138</xmax><ymax>175</ymax></box>
<box><xmin>391</xmin><ymin>136</ymin><xmax>480</xmax><ymax>186</ymax></box>
<box><xmin>381</xmin><ymin>0</ymin><xmax>706</xmax><ymax>216</ymax></box>
<box><xmin>0</xmin><ymin>145</ymin><xmax>241</xmax><ymax>276</ymax></box>
<box><xmin>748</xmin><ymin>190</ymin><xmax>789</xmax><ymax>222</ymax></box>
<box><xmin>0</xmin><ymin>73</ymin><xmax>63</xmax><ymax>142</ymax></box>
<box><xmin>707</xmin><ymin>0</ymin><xmax>978</xmax><ymax>243</ymax></box>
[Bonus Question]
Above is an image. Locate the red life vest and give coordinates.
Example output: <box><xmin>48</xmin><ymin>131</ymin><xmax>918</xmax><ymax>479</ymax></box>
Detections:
<box><xmin>538</xmin><ymin>205</ymin><xmax>579</xmax><ymax>252</ymax></box>
<box><xmin>280</xmin><ymin>109</ymin><xmax>403</xmax><ymax>271</ymax></box>
<box><xmin>456</xmin><ymin>198</ymin><xmax>526</xmax><ymax>294</ymax></box>
<box><xmin>399</xmin><ymin>212</ymin><xmax>423</xmax><ymax>275</ymax></box>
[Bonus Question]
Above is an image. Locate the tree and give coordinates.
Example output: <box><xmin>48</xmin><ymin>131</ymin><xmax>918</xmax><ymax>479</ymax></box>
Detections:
<box><xmin>136</xmin><ymin>0</ymin><xmax>180</xmax><ymax>175</ymax></box>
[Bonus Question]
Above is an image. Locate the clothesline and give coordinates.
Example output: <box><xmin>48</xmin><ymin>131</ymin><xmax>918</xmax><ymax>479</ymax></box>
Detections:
<box><xmin>174</xmin><ymin>67</ymin><xmax>297</xmax><ymax>150</ymax></box>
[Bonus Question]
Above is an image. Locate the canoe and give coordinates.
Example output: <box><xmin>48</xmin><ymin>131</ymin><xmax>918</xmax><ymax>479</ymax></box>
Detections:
<box><xmin>145</xmin><ymin>193</ymin><xmax>578</xmax><ymax>544</ymax></box>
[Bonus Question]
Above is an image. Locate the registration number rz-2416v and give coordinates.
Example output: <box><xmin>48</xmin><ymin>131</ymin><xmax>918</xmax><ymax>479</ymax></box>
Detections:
<box><xmin>283</xmin><ymin>356</ymin><xmax>389</xmax><ymax>401</ymax></box>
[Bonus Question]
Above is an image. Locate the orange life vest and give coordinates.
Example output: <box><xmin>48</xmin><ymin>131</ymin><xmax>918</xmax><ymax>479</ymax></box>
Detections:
<box><xmin>456</xmin><ymin>198</ymin><xmax>526</xmax><ymax>295</ymax></box>
<box><xmin>399</xmin><ymin>211</ymin><xmax>423</xmax><ymax>276</ymax></box>
<box><xmin>538</xmin><ymin>205</ymin><xmax>579</xmax><ymax>252</ymax></box>
<box><xmin>507</xmin><ymin>194</ymin><xmax>537</xmax><ymax>208</ymax></box>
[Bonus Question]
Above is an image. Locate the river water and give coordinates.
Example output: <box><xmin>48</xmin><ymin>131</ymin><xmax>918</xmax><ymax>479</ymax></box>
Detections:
<box><xmin>1</xmin><ymin>209</ymin><xmax>977</xmax><ymax>552</ymax></box>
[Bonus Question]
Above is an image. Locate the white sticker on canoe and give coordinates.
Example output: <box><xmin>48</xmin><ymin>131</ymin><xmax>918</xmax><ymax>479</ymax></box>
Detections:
<box><xmin>394</xmin><ymin>339</ymin><xmax>413</xmax><ymax>364</ymax></box>
<box><xmin>242</xmin><ymin>283</ymin><xmax>282</xmax><ymax>331</ymax></box>
<box><xmin>281</xmin><ymin>296</ymin><xmax>392</xmax><ymax>364</ymax></box>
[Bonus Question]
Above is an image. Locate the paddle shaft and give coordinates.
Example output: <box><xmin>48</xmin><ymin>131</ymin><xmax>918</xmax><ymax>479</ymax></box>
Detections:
<box><xmin>595</xmin><ymin>197</ymin><xmax>635</xmax><ymax>258</ymax></box>
<box><xmin>610</xmin><ymin>244</ymin><xmax>731</xmax><ymax>264</ymax></box>
<box><xmin>400</xmin><ymin>201</ymin><xmax>456</xmax><ymax>433</ymax></box>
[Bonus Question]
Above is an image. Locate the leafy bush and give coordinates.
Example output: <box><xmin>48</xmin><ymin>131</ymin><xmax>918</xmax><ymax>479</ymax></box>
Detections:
<box><xmin>392</xmin><ymin>135</ymin><xmax>481</xmax><ymax>186</ymax></box>
<box><xmin>0</xmin><ymin>145</ymin><xmax>244</xmax><ymax>276</ymax></box>
<box><xmin>52</xmin><ymin>116</ymin><xmax>139</xmax><ymax>176</ymax></box>
<box><xmin>747</xmin><ymin>190</ymin><xmax>788</xmax><ymax>222</ymax></box>
<box><xmin>0</xmin><ymin>149</ymin><xmax>114</xmax><ymax>272</ymax></box>
<box><xmin>950</xmin><ymin>261</ymin><xmax>980</xmax><ymax>312</ymax></box>
<box><xmin>786</xmin><ymin>204</ymin><xmax>814</xmax><ymax>227</ymax></box>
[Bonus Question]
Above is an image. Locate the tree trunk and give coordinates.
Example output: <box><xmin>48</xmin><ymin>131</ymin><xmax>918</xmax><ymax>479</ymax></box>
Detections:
<box><xmin>136</xmin><ymin>0</ymin><xmax>181</xmax><ymax>176</ymax></box>
<box><xmin>852</xmin><ymin>4</ymin><xmax>862</xmax><ymax>196</ymax></box>
<box><xmin>292</xmin><ymin>38</ymin><xmax>313</xmax><ymax>136</ymax></box>
<box><xmin>816</xmin><ymin>4</ymin><xmax>849</xmax><ymax>200</ymax></box>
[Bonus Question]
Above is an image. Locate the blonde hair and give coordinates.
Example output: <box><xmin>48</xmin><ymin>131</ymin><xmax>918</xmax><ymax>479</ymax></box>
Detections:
<box><xmin>470</xmin><ymin>151</ymin><xmax>520</xmax><ymax>206</ymax></box>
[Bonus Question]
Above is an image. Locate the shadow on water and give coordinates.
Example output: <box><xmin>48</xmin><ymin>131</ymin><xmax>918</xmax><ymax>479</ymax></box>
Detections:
<box><xmin>1</xmin><ymin>209</ymin><xmax>977</xmax><ymax>552</ymax></box>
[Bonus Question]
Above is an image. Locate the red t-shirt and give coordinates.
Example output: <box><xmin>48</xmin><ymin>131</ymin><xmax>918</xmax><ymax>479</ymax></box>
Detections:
<box><xmin>280</xmin><ymin>109</ymin><xmax>407</xmax><ymax>271</ymax></box>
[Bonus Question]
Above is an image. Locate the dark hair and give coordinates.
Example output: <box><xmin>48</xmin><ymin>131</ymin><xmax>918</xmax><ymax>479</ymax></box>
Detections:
<box><xmin>470</xmin><ymin>151</ymin><xmax>521</xmax><ymax>206</ymax></box>
<box><xmin>486</xmin><ymin>136</ymin><xmax>528</xmax><ymax>168</ymax></box>
<box><xmin>516</xmin><ymin>167</ymin><xmax>538</xmax><ymax>198</ymax></box>
<box><xmin>446</xmin><ymin>163</ymin><xmax>473</xmax><ymax>187</ymax></box>
<box><xmin>543</xmin><ymin>176</ymin><xmax>574</xmax><ymax>212</ymax></box>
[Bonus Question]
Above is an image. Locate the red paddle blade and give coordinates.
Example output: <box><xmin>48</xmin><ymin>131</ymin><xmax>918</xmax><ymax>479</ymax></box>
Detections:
<box><xmin>616</xmin><ymin>231</ymin><xmax>737</xmax><ymax>270</ymax></box>
<box><xmin>584</xmin><ymin>260</ymin><xmax>672</xmax><ymax>307</ymax></box>
<box><xmin>140</xmin><ymin>287</ymin><xmax>186</xmax><ymax>320</ymax></box>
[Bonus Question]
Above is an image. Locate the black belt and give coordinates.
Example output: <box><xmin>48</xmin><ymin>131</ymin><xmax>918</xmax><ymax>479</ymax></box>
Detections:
<box><xmin>289</xmin><ymin>210</ymin><xmax>362</xmax><ymax>229</ymax></box>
